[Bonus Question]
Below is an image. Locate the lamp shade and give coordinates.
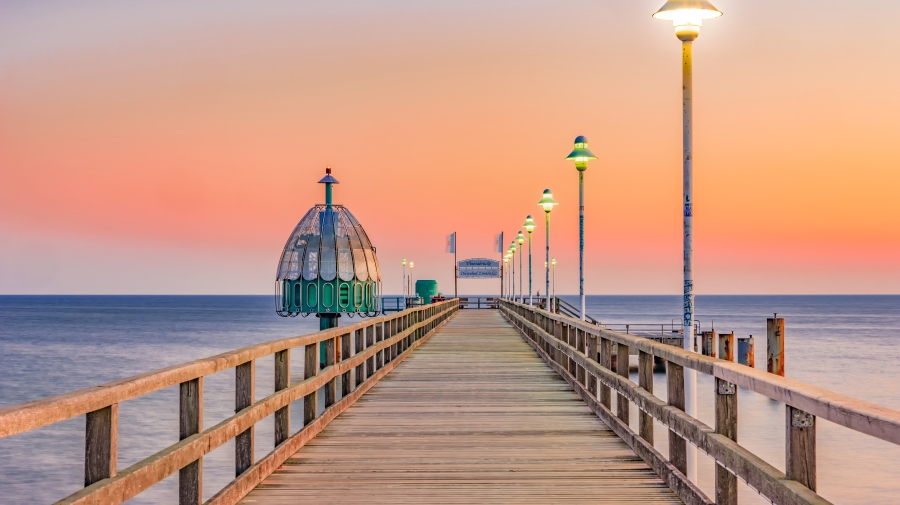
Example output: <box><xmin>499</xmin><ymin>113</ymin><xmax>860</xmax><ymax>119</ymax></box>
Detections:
<box><xmin>523</xmin><ymin>215</ymin><xmax>536</xmax><ymax>232</ymax></box>
<box><xmin>653</xmin><ymin>0</ymin><xmax>721</xmax><ymax>20</ymax></box>
<box><xmin>538</xmin><ymin>189</ymin><xmax>558</xmax><ymax>213</ymax></box>
<box><xmin>517</xmin><ymin>231</ymin><xmax>525</xmax><ymax>244</ymax></box>
<box><xmin>565</xmin><ymin>135</ymin><xmax>598</xmax><ymax>167</ymax></box>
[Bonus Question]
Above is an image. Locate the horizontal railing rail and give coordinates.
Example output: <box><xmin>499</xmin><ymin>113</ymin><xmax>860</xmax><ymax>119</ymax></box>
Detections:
<box><xmin>0</xmin><ymin>299</ymin><xmax>459</xmax><ymax>505</ymax></box>
<box><xmin>499</xmin><ymin>299</ymin><xmax>900</xmax><ymax>505</ymax></box>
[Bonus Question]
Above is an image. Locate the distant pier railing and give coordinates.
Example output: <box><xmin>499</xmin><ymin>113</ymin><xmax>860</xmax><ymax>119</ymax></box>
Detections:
<box><xmin>499</xmin><ymin>299</ymin><xmax>900</xmax><ymax>505</ymax></box>
<box><xmin>0</xmin><ymin>300</ymin><xmax>459</xmax><ymax>505</ymax></box>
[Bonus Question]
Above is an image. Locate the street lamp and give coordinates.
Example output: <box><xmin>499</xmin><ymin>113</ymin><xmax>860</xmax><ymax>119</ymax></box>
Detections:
<box><xmin>503</xmin><ymin>255</ymin><xmax>510</xmax><ymax>298</ymax></box>
<box><xmin>538</xmin><ymin>189</ymin><xmax>558</xmax><ymax>311</ymax></box>
<box><xmin>409</xmin><ymin>261</ymin><xmax>414</xmax><ymax>300</ymax></box>
<box><xmin>565</xmin><ymin>136</ymin><xmax>597</xmax><ymax>322</ymax></box>
<box><xmin>402</xmin><ymin>258</ymin><xmax>407</xmax><ymax>296</ymax></box>
<box><xmin>551</xmin><ymin>258</ymin><xmax>557</xmax><ymax>311</ymax></box>
<box><xmin>516</xmin><ymin>231</ymin><xmax>525</xmax><ymax>303</ymax></box>
<box><xmin>654</xmin><ymin>0</ymin><xmax>722</xmax><ymax>482</ymax></box>
<box><xmin>509</xmin><ymin>241</ymin><xmax>517</xmax><ymax>303</ymax></box>
<box><xmin>523</xmin><ymin>215</ymin><xmax>536</xmax><ymax>306</ymax></box>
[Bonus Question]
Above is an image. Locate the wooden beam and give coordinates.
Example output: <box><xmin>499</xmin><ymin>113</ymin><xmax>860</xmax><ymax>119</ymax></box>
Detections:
<box><xmin>599</xmin><ymin>337</ymin><xmax>612</xmax><ymax>409</ymax></box>
<box><xmin>587</xmin><ymin>335</ymin><xmax>598</xmax><ymax>398</ymax></box>
<box><xmin>235</xmin><ymin>361</ymin><xmax>255</xmax><ymax>477</ymax></box>
<box><xmin>715</xmin><ymin>378</ymin><xmax>737</xmax><ymax>505</ymax></box>
<box><xmin>274</xmin><ymin>350</ymin><xmax>289</xmax><ymax>447</ymax></box>
<box><xmin>786</xmin><ymin>406</ymin><xmax>816</xmax><ymax>491</ymax></box>
<box><xmin>667</xmin><ymin>361</ymin><xmax>687</xmax><ymax>475</ymax></box>
<box><xmin>179</xmin><ymin>378</ymin><xmax>202</xmax><ymax>505</ymax></box>
<box><xmin>639</xmin><ymin>351</ymin><xmax>654</xmax><ymax>444</ymax></box>
<box><xmin>341</xmin><ymin>333</ymin><xmax>352</xmax><ymax>398</ymax></box>
<box><xmin>303</xmin><ymin>342</ymin><xmax>317</xmax><ymax>426</ymax></box>
<box><xmin>617</xmin><ymin>343</ymin><xmax>630</xmax><ymax>425</ymax></box>
<box><xmin>84</xmin><ymin>404</ymin><xmax>117</xmax><ymax>487</ymax></box>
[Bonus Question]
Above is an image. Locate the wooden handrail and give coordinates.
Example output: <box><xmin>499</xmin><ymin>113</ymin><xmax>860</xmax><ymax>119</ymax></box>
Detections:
<box><xmin>0</xmin><ymin>299</ymin><xmax>459</xmax><ymax>505</ymax></box>
<box><xmin>499</xmin><ymin>300</ymin><xmax>900</xmax><ymax>505</ymax></box>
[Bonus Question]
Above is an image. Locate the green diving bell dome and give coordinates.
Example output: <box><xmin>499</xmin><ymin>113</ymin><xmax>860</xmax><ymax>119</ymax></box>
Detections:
<box><xmin>276</xmin><ymin>167</ymin><xmax>382</xmax><ymax>317</ymax></box>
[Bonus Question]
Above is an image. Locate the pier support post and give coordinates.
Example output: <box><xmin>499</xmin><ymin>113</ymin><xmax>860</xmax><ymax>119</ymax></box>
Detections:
<box><xmin>767</xmin><ymin>316</ymin><xmax>785</xmax><ymax>376</ymax></box>
<box><xmin>638</xmin><ymin>351</ymin><xmax>653</xmax><ymax>444</ymax></box>
<box><xmin>304</xmin><ymin>342</ymin><xmax>318</xmax><ymax>425</ymax></box>
<box><xmin>701</xmin><ymin>330</ymin><xmax>717</xmax><ymax>357</ymax></box>
<box><xmin>599</xmin><ymin>337</ymin><xmax>612</xmax><ymax>409</ymax></box>
<box><xmin>786</xmin><ymin>406</ymin><xmax>817</xmax><ymax>491</ymax></box>
<box><xmin>85</xmin><ymin>404</ymin><xmax>118</xmax><ymax>487</ymax></box>
<box><xmin>616</xmin><ymin>343</ymin><xmax>630</xmax><ymax>425</ymax></box>
<box><xmin>274</xmin><ymin>350</ymin><xmax>290</xmax><ymax>447</ymax></box>
<box><xmin>587</xmin><ymin>335</ymin><xmax>598</xmax><ymax>398</ymax></box>
<box><xmin>667</xmin><ymin>361</ymin><xmax>687</xmax><ymax>475</ymax></box>
<box><xmin>737</xmin><ymin>336</ymin><xmax>754</xmax><ymax>367</ymax></box>
<box><xmin>718</xmin><ymin>332</ymin><xmax>735</xmax><ymax>362</ymax></box>
<box><xmin>179</xmin><ymin>378</ymin><xmax>202</xmax><ymax>505</ymax></box>
<box><xmin>715</xmin><ymin>378</ymin><xmax>738</xmax><ymax>505</ymax></box>
<box><xmin>235</xmin><ymin>360</ymin><xmax>255</xmax><ymax>476</ymax></box>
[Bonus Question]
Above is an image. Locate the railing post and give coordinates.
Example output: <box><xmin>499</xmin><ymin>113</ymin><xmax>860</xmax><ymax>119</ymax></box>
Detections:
<box><xmin>274</xmin><ymin>350</ymin><xmax>290</xmax><ymax>447</ymax></box>
<box><xmin>85</xmin><ymin>404</ymin><xmax>118</xmax><ymax>487</ymax></box>
<box><xmin>587</xmin><ymin>335</ymin><xmax>598</xmax><ymax>398</ymax></box>
<box><xmin>576</xmin><ymin>328</ymin><xmax>586</xmax><ymax>386</ymax></box>
<box><xmin>355</xmin><ymin>328</ymin><xmax>365</xmax><ymax>387</ymax></box>
<box><xmin>341</xmin><ymin>332</ymin><xmax>351</xmax><ymax>398</ymax></box>
<box><xmin>715</xmin><ymin>378</ymin><xmax>738</xmax><ymax>505</ymax></box>
<box><xmin>616</xmin><ymin>343</ymin><xmax>630</xmax><ymax>425</ymax></box>
<box><xmin>304</xmin><ymin>342</ymin><xmax>318</xmax><ymax>425</ymax></box>
<box><xmin>324</xmin><ymin>336</ymin><xmax>337</xmax><ymax>408</ymax></box>
<box><xmin>786</xmin><ymin>406</ymin><xmax>816</xmax><ymax>491</ymax></box>
<box><xmin>638</xmin><ymin>351</ymin><xmax>653</xmax><ymax>444</ymax></box>
<box><xmin>179</xmin><ymin>378</ymin><xmax>202</xmax><ymax>505</ymax></box>
<box><xmin>235</xmin><ymin>360</ymin><xmax>255</xmax><ymax>476</ymax></box>
<box><xmin>599</xmin><ymin>337</ymin><xmax>612</xmax><ymax>409</ymax></box>
<box><xmin>374</xmin><ymin>322</ymin><xmax>383</xmax><ymax>372</ymax></box>
<box><xmin>667</xmin><ymin>361</ymin><xmax>687</xmax><ymax>475</ymax></box>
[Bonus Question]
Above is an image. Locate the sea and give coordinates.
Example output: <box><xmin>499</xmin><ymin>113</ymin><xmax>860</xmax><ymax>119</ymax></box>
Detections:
<box><xmin>1</xmin><ymin>295</ymin><xmax>898</xmax><ymax>504</ymax></box>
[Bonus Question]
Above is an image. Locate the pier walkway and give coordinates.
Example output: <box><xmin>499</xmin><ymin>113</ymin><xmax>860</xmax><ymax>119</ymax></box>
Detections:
<box><xmin>242</xmin><ymin>311</ymin><xmax>678</xmax><ymax>504</ymax></box>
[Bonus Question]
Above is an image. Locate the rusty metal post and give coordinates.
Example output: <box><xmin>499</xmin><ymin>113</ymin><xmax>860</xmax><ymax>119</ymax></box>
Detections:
<box><xmin>767</xmin><ymin>315</ymin><xmax>785</xmax><ymax>376</ymax></box>
<box><xmin>737</xmin><ymin>336</ymin><xmax>754</xmax><ymax>367</ymax></box>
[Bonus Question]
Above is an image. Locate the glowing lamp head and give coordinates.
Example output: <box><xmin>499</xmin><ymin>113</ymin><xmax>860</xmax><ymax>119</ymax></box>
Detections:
<box><xmin>510</xmin><ymin>241</ymin><xmax>517</xmax><ymax>253</ymax></box>
<box><xmin>523</xmin><ymin>215</ymin><xmax>536</xmax><ymax>233</ymax></box>
<box><xmin>517</xmin><ymin>231</ymin><xmax>525</xmax><ymax>244</ymax></box>
<box><xmin>538</xmin><ymin>189</ymin><xmax>558</xmax><ymax>213</ymax></box>
<box><xmin>565</xmin><ymin>135</ymin><xmax>598</xmax><ymax>170</ymax></box>
<box><xmin>653</xmin><ymin>0</ymin><xmax>722</xmax><ymax>41</ymax></box>
<box><xmin>409</xmin><ymin>262</ymin><xmax>414</xmax><ymax>269</ymax></box>
<box><xmin>551</xmin><ymin>258</ymin><xmax>557</xmax><ymax>267</ymax></box>
<box><xmin>402</xmin><ymin>258</ymin><xmax>407</xmax><ymax>266</ymax></box>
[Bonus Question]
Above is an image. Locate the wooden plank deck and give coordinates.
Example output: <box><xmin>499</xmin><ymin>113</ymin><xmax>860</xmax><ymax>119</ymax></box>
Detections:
<box><xmin>241</xmin><ymin>310</ymin><xmax>681</xmax><ymax>504</ymax></box>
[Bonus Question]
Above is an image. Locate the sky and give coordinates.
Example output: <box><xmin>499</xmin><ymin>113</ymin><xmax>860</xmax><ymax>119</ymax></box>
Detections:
<box><xmin>1</xmin><ymin>0</ymin><xmax>898</xmax><ymax>295</ymax></box>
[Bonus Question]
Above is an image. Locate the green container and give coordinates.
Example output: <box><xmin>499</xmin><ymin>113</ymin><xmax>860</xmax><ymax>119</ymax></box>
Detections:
<box><xmin>415</xmin><ymin>280</ymin><xmax>439</xmax><ymax>304</ymax></box>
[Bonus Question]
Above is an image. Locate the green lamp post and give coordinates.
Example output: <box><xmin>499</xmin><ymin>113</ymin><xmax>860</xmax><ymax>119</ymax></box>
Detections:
<box><xmin>538</xmin><ymin>189</ymin><xmax>558</xmax><ymax>311</ymax></box>
<box><xmin>654</xmin><ymin>0</ymin><xmax>722</xmax><ymax>481</ymax></box>
<box><xmin>565</xmin><ymin>136</ymin><xmax>598</xmax><ymax>321</ymax></box>
<box><xmin>516</xmin><ymin>231</ymin><xmax>525</xmax><ymax>303</ymax></box>
<box><xmin>509</xmin><ymin>241</ymin><xmax>517</xmax><ymax>302</ymax></box>
<box><xmin>523</xmin><ymin>215</ymin><xmax>536</xmax><ymax>306</ymax></box>
<box><xmin>401</xmin><ymin>258</ymin><xmax>407</xmax><ymax>296</ymax></box>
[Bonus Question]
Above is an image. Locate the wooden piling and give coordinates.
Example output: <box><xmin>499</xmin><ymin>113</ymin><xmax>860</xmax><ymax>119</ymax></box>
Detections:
<box><xmin>718</xmin><ymin>332</ymin><xmax>735</xmax><ymax>362</ymax></box>
<box><xmin>701</xmin><ymin>330</ymin><xmax>717</xmax><ymax>357</ymax></box>
<box><xmin>737</xmin><ymin>336</ymin><xmax>754</xmax><ymax>367</ymax></box>
<box><xmin>767</xmin><ymin>316</ymin><xmax>785</xmax><ymax>376</ymax></box>
<box><xmin>786</xmin><ymin>406</ymin><xmax>816</xmax><ymax>491</ymax></box>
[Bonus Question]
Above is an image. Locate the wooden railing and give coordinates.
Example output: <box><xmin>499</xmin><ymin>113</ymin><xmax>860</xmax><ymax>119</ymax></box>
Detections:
<box><xmin>499</xmin><ymin>300</ymin><xmax>900</xmax><ymax>505</ymax></box>
<box><xmin>0</xmin><ymin>299</ymin><xmax>459</xmax><ymax>505</ymax></box>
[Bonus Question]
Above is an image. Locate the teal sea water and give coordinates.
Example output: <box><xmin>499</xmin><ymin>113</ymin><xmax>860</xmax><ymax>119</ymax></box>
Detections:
<box><xmin>1</xmin><ymin>295</ymin><xmax>898</xmax><ymax>504</ymax></box>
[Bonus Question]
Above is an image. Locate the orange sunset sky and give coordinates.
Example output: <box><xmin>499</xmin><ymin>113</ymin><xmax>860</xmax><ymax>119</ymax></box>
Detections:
<box><xmin>1</xmin><ymin>0</ymin><xmax>898</xmax><ymax>295</ymax></box>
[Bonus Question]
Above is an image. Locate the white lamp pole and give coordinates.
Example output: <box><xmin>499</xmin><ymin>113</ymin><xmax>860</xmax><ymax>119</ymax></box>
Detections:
<box><xmin>653</xmin><ymin>0</ymin><xmax>722</xmax><ymax>483</ymax></box>
<box><xmin>523</xmin><ymin>216</ymin><xmax>536</xmax><ymax>306</ymax></box>
<box><xmin>566</xmin><ymin>137</ymin><xmax>598</xmax><ymax>321</ymax></box>
<box><xmin>538</xmin><ymin>189</ymin><xmax>558</xmax><ymax>311</ymax></box>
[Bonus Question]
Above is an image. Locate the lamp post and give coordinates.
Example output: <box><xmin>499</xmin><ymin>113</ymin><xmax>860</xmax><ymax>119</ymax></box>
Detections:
<box><xmin>523</xmin><ymin>216</ymin><xmax>536</xmax><ymax>306</ymax></box>
<box><xmin>509</xmin><ymin>242</ymin><xmax>517</xmax><ymax>303</ymax></box>
<box><xmin>653</xmin><ymin>0</ymin><xmax>722</xmax><ymax>483</ymax></box>
<box><xmin>565</xmin><ymin>136</ymin><xmax>598</xmax><ymax>321</ymax></box>
<box><xmin>402</xmin><ymin>258</ymin><xmax>407</xmax><ymax>296</ymax></box>
<box><xmin>503</xmin><ymin>256</ymin><xmax>510</xmax><ymax>298</ymax></box>
<box><xmin>409</xmin><ymin>261</ymin><xmax>414</xmax><ymax>300</ymax></box>
<box><xmin>551</xmin><ymin>258</ymin><xmax>557</xmax><ymax>311</ymax></box>
<box><xmin>516</xmin><ymin>231</ymin><xmax>525</xmax><ymax>303</ymax></box>
<box><xmin>538</xmin><ymin>189</ymin><xmax>558</xmax><ymax>312</ymax></box>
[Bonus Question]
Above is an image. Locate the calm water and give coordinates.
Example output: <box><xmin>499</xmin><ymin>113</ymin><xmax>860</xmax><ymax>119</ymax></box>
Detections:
<box><xmin>1</xmin><ymin>295</ymin><xmax>898</xmax><ymax>504</ymax></box>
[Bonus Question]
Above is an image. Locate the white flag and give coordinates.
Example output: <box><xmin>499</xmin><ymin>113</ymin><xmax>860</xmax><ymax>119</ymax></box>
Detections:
<box><xmin>446</xmin><ymin>232</ymin><xmax>456</xmax><ymax>253</ymax></box>
<box><xmin>495</xmin><ymin>232</ymin><xmax>504</xmax><ymax>253</ymax></box>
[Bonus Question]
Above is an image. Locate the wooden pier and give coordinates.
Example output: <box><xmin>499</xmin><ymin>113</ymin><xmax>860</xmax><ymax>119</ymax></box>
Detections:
<box><xmin>242</xmin><ymin>310</ymin><xmax>678</xmax><ymax>504</ymax></box>
<box><xmin>2</xmin><ymin>299</ymin><xmax>900</xmax><ymax>505</ymax></box>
